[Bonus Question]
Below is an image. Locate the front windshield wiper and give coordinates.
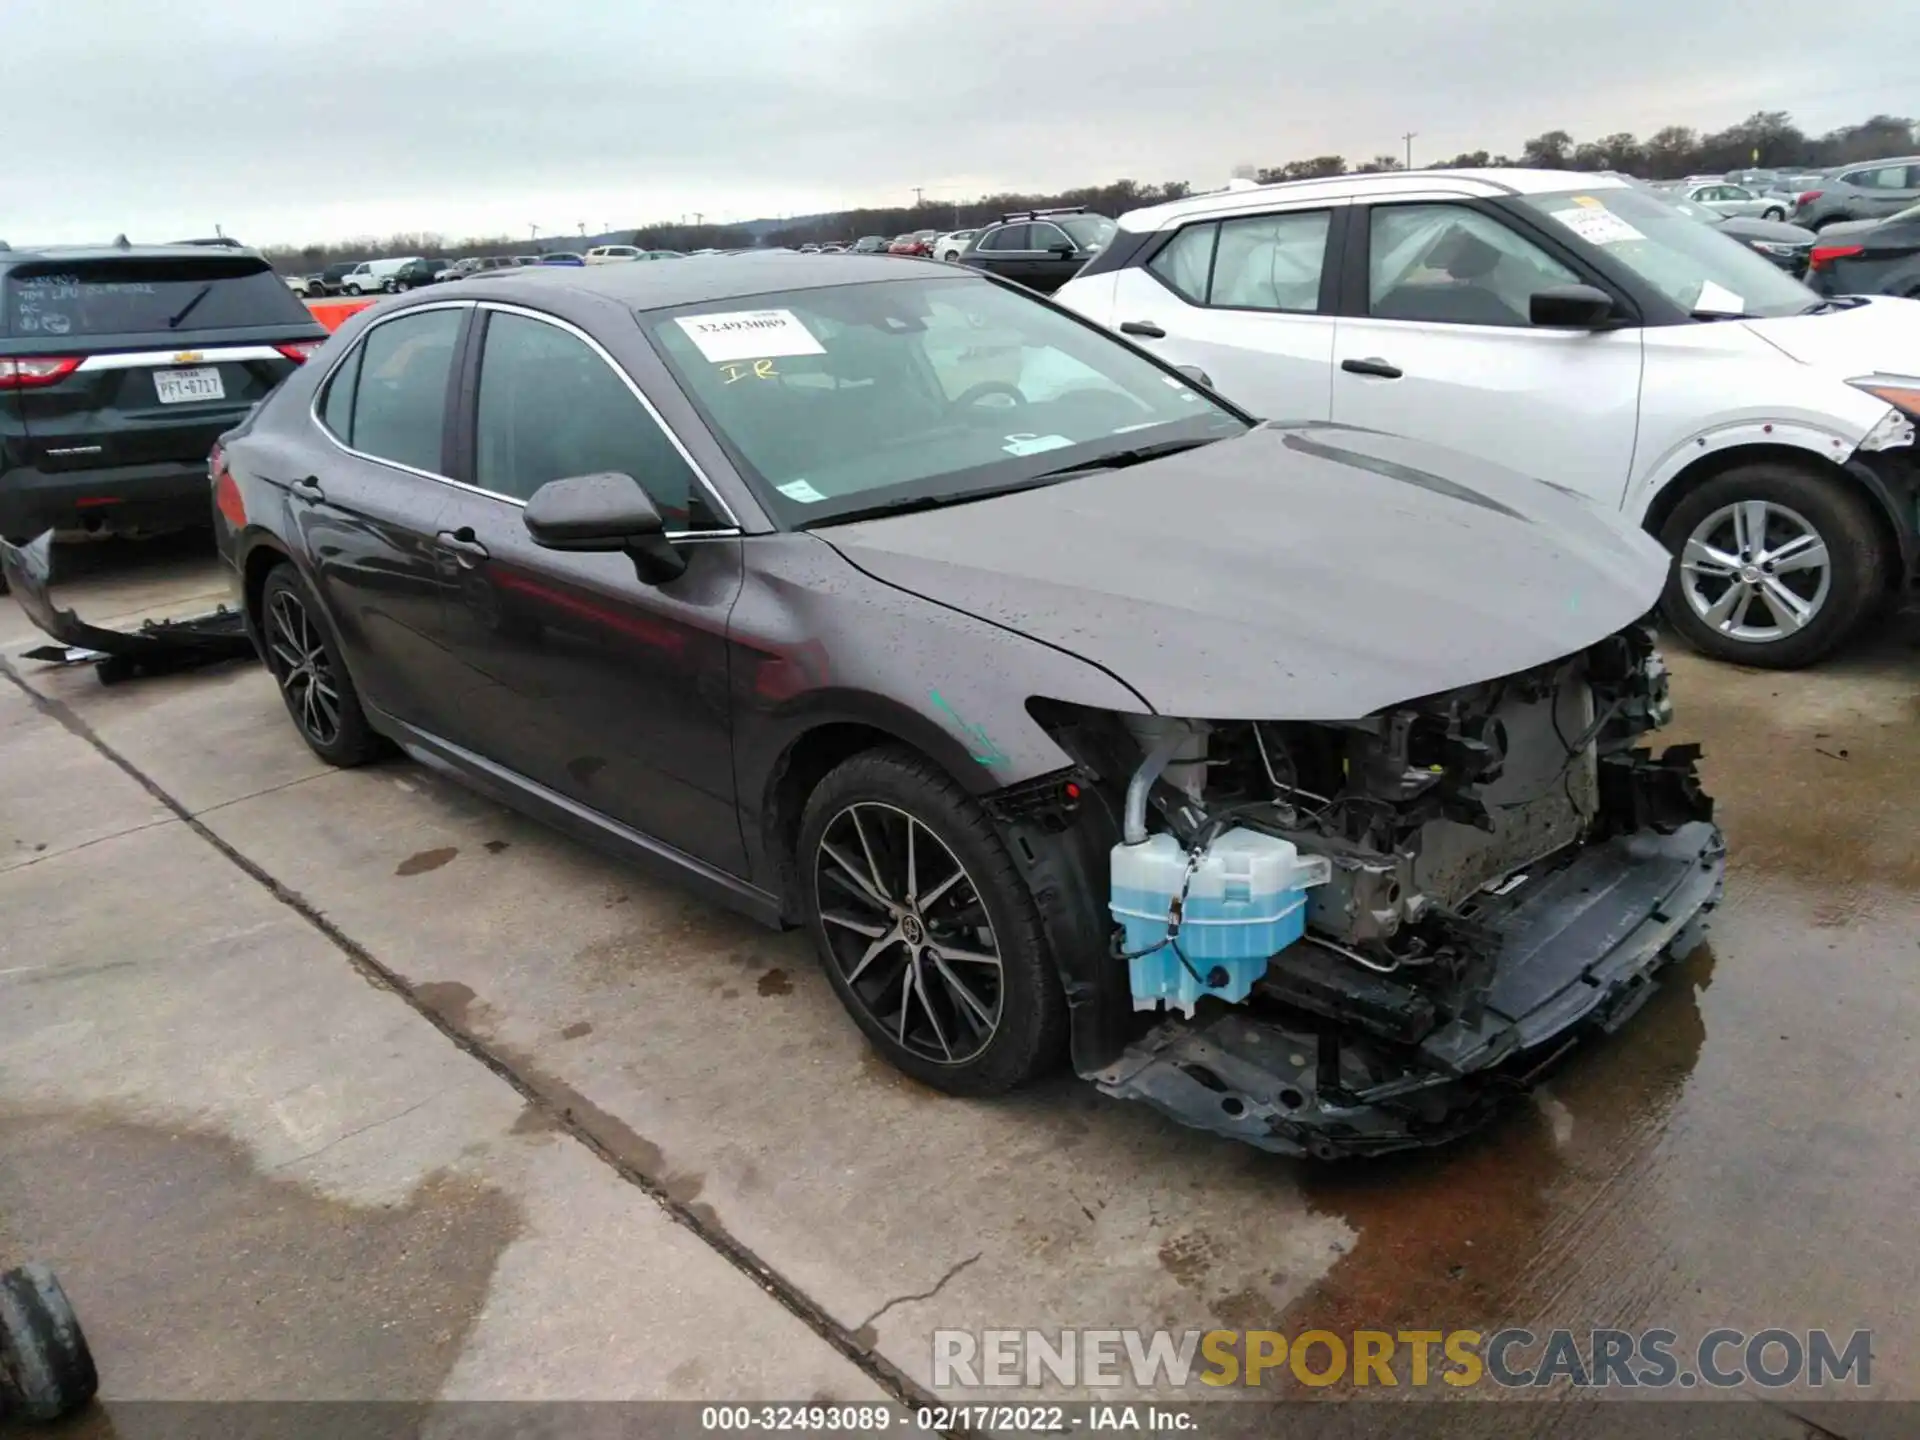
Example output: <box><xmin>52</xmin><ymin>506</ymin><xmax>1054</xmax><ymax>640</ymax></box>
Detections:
<box><xmin>809</xmin><ymin>474</ymin><xmax>1066</xmax><ymax>527</ymax></box>
<box><xmin>166</xmin><ymin>284</ymin><xmax>214</xmax><ymax>329</ymax></box>
<box><xmin>1027</xmin><ymin>435</ymin><xmax>1222</xmax><ymax>479</ymax></box>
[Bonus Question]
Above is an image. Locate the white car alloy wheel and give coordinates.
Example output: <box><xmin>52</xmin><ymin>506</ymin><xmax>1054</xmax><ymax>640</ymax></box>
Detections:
<box><xmin>1679</xmin><ymin>499</ymin><xmax>1832</xmax><ymax>643</ymax></box>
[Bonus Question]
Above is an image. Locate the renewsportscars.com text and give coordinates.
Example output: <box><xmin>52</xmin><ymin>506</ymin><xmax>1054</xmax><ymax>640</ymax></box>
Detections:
<box><xmin>933</xmin><ymin>1327</ymin><xmax>1874</xmax><ymax>1390</ymax></box>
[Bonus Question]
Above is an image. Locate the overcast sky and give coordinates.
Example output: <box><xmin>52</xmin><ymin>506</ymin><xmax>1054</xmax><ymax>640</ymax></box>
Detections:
<box><xmin>4</xmin><ymin>0</ymin><xmax>1910</xmax><ymax>247</ymax></box>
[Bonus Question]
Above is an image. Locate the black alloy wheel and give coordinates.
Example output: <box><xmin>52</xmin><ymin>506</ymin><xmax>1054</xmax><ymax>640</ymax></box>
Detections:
<box><xmin>815</xmin><ymin>800</ymin><xmax>1005</xmax><ymax>1066</ymax></box>
<box><xmin>799</xmin><ymin>748</ymin><xmax>1067</xmax><ymax>1094</ymax></box>
<box><xmin>258</xmin><ymin>565</ymin><xmax>382</xmax><ymax>765</ymax></box>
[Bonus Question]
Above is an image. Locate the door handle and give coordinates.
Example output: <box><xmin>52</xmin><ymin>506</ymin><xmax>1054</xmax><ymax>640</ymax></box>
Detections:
<box><xmin>1341</xmin><ymin>357</ymin><xmax>1403</xmax><ymax>379</ymax></box>
<box><xmin>1119</xmin><ymin>320</ymin><xmax>1167</xmax><ymax>338</ymax></box>
<box><xmin>436</xmin><ymin>527</ymin><xmax>490</xmax><ymax>564</ymax></box>
<box><xmin>288</xmin><ymin>476</ymin><xmax>325</xmax><ymax>502</ymax></box>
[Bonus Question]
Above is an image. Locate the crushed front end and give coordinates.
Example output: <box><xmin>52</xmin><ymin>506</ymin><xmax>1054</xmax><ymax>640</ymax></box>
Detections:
<box><xmin>1019</xmin><ymin>623</ymin><xmax>1723</xmax><ymax>1159</ymax></box>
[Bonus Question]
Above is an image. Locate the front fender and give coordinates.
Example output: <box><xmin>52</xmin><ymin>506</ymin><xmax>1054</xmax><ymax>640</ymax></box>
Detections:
<box><xmin>1628</xmin><ymin>416</ymin><xmax>1865</xmax><ymax>525</ymax></box>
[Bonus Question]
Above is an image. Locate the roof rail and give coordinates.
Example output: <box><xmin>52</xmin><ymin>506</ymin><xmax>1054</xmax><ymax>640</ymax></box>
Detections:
<box><xmin>173</xmin><ymin>236</ymin><xmax>244</xmax><ymax>247</ymax></box>
<box><xmin>999</xmin><ymin>205</ymin><xmax>1088</xmax><ymax>222</ymax></box>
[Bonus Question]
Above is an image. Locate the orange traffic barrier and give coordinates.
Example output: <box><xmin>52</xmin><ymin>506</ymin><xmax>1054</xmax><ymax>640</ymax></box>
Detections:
<box><xmin>306</xmin><ymin>297</ymin><xmax>376</xmax><ymax>332</ymax></box>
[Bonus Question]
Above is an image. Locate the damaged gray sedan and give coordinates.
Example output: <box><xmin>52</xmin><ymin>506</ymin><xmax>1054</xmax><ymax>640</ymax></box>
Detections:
<box><xmin>203</xmin><ymin>258</ymin><xmax>1721</xmax><ymax>1160</ymax></box>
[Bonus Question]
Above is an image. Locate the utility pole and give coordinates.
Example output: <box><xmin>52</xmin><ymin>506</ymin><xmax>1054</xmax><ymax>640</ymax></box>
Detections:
<box><xmin>693</xmin><ymin>211</ymin><xmax>705</xmax><ymax>227</ymax></box>
<box><xmin>913</xmin><ymin>186</ymin><xmax>925</xmax><ymax>207</ymax></box>
<box><xmin>530</xmin><ymin>223</ymin><xmax>539</xmax><ymax>241</ymax></box>
<box><xmin>1403</xmin><ymin>131</ymin><xmax>1418</xmax><ymax>169</ymax></box>
<box><xmin>578</xmin><ymin>221</ymin><xmax>586</xmax><ymax>238</ymax></box>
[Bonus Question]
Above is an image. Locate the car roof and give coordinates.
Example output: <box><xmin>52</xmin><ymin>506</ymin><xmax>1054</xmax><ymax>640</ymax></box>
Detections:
<box><xmin>446</xmin><ymin>252</ymin><xmax>958</xmax><ymax>310</ymax></box>
<box><xmin>1113</xmin><ymin>167</ymin><xmax>1631</xmax><ymax>232</ymax></box>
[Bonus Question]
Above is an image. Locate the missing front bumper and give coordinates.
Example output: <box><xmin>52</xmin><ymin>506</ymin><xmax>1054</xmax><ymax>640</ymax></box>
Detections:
<box><xmin>1086</xmin><ymin>821</ymin><xmax>1726</xmax><ymax>1159</ymax></box>
<box><xmin>0</xmin><ymin>531</ymin><xmax>255</xmax><ymax>683</ymax></box>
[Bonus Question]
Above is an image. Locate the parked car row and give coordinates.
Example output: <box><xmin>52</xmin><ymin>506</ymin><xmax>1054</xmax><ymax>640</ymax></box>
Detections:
<box><xmin>288</xmin><ymin>248</ymin><xmax>649</xmax><ymax>296</ymax></box>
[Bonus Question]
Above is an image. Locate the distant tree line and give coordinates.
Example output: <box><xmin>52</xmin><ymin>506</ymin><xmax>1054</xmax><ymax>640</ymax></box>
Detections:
<box><xmin>258</xmin><ymin>110</ymin><xmax>1914</xmax><ymax>272</ymax></box>
<box><xmin>1259</xmin><ymin>111</ymin><xmax>1917</xmax><ymax>183</ymax></box>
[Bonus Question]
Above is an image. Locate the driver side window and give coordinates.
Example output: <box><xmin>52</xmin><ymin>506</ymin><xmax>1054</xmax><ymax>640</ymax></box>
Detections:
<box><xmin>1367</xmin><ymin>204</ymin><xmax>1579</xmax><ymax>328</ymax></box>
<box><xmin>473</xmin><ymin>311</ymin><xmax>721</xmax><ymax>530</ymax></box>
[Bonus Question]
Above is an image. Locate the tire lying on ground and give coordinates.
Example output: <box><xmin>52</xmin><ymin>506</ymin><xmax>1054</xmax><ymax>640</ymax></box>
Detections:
<box><xmin>1657</xmin><ymin>459</ymin><xmax>1889</xmax><ymax>669</ymax></box>
<box><xmin>0</xmin><ymin>1265</ymin><xmax>99</xmax><ymax>1423</ymax></box>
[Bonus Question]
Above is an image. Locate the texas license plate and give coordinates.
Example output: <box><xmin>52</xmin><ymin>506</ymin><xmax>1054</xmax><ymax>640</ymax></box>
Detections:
<box><xmin>154</xmin><ymin>367</ymin><xmax>224</xmax><ymax>404</ymax></box>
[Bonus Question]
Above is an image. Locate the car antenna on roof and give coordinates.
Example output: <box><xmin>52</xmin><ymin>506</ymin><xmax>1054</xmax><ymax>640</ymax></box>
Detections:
<box><xmin>112</xmin><ymin>233</ymin><xmax>130</xmax><ymax>248</ymax></box>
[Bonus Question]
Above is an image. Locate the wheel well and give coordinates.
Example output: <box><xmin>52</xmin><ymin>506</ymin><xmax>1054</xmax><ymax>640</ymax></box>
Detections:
<box><xmin>242</xmin><ymin>542</ymin><xmax>291</xmax><ymax>627</ymax></box>
<box><xmin>763</xmin><ymin>722</ymin><xmax>929</xmax><ymax>913</ymax></box>
<box><xmin>1641</xmin><ymin>442</ymin><xmax>1904</xmax><ymax>591</ymax></box>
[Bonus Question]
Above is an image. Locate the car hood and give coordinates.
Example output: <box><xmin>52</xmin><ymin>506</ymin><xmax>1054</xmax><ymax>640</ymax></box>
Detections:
<box><xmin>1716</xmin><ymin>216</ymin><xmax>1815</xmax><ymax>243</ymax></box>
<box><xmin>1747</xmin><ymin>293</ymin><xmax>1920</xmax><ymax>369</ymax></box>
<box><xmin>818</xmin><ymin>425</ymin><xmax>1669</xmax><ymax>720</ymax></box>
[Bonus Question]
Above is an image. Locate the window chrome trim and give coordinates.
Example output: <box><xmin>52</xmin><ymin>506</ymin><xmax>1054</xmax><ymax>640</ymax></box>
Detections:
<box><xmin>308</xmin><ymin>299</ymin><xmax>475</xmax><ymax>484</ymax></box>
<box><xmin>472</xmin><ymin>300</ymin><xmax>741</xmax><ymax>532</ymax></box>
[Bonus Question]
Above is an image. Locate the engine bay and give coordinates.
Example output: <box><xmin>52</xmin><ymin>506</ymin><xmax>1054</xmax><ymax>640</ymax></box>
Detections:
<box><xmin>1022</xmin><ymin>622</ymin><xmax>1725</xmax><ymax>1157</ymax></box>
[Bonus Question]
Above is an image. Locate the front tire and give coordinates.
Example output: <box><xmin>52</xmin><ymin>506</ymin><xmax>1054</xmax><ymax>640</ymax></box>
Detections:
<box><xmin>1762</xmin><ymin>206</ymin><xmax>1785</xmax><ymax>221</ymax></box>
<box><xmin>797</xmin><ymin>747</ymin><xmax>1067</xmax><ymax>1095</ymax></box>
<box><xmin>258</xmin><ymin>564</ymin><xmax>383</xmax><ymax>765</ymax></box>
<box><xmin>1658</xmin><ymin>461</ymin><xmax>1887</xmax><ymax>668</ymax></box>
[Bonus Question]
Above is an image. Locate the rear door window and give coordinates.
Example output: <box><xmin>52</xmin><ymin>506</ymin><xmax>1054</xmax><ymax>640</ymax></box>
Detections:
<box><xmin>346</xmin><ymin>307</ymin><xmax>463</xmax><ymax>473</ymax></box>
<box><xmin>2</xmin><ymin>256</ymin><xmax>313</xmax><ymax>338</ymax></box>
<box><xmin>1148</xmin><ymin>223</ymin><xmax>1219</xmax><ymax>303</ymax></box>
<box><xmin>983</xmin><ymin>225</ymin><xmax>1030</xmax><ymax>252</ymax></box>
<box><xmin>1209</xmin><ymin>210</ymin><xmax>1333</xmax><ymax>312</ymax></box>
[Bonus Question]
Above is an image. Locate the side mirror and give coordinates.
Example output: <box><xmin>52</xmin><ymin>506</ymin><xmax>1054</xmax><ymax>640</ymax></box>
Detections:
<box><xmin>1174</xmin><ymin>364</ymin><xmax>1214</xmax><ymax>389</ymax></box>
<box><xmin>1050</xmin><ymin>242</ymin><xmax>1076</xmax><ymax>258</ymax></box>
<box><xmin>523</xmin><ymin>471</ymin><xmax>686</xmax><ymax>583</ymax></box>
<box><xmin>1530</xmin><ymin>284</ymin><xmax>1618</xmax><ymax>328</ymax></box>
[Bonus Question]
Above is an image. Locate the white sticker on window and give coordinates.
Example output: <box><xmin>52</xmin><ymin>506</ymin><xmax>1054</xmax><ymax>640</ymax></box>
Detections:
<box><xmin>776</xmin><ymin>478</ymin><xmax>826</xmax><ymax>503</ymax></box>
<box><xmin>1001</xmin><ymin>434</ymin><xmax>1076</xmax><ymax>457</ymax></box>
<box><xmin>1551</xmin><ymin>207</ymin><xmax>1645</xmax><ymax>246</ymax></box>
<box><xmin>676</xmin><ymin>309</ymin><xmax>826</xmax><ymax>363</ymax></box>
<box><xmin>1693</xmin><ymin>280</ymin><xmax>1746</xmax><ymax>315</ymax></box>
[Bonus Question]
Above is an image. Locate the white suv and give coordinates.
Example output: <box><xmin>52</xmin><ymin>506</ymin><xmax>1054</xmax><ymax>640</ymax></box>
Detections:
<box><xmin>585</xmin><ymin>244</ymin><xmax>644</xmax><ymax>265</ymax></box>
<box><xmin>1054</xmin><ymin>168</ymin><xmax>1920</xmax><ymax>668</ymax></box>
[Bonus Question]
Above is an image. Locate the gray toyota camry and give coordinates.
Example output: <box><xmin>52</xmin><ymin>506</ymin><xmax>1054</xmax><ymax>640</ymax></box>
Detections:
<box><xmin>211</xmin><ymin>254</ymin><xmax>1723</xmax><ymax>1158</ymax></box>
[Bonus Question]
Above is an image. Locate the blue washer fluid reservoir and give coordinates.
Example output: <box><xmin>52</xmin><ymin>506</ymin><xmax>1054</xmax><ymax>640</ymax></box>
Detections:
<box><xmin>1110</xmin><ymin>829</ymin><xmax>1332</xmax><ymax>1017</ymax></box>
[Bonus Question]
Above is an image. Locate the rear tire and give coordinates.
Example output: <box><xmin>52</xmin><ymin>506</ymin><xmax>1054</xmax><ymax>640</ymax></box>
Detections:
<box><xmin>1762</xmin><ymin>206</ymin><xmax>1785</xmax><ymax>221</ymax></box>
<box><xmin>0</xmin><ymin>1265</ymin><xmax>98</xmax><ymax>1423</ymax></box>
<box><xmin>797</xmin><ymin>747</ymin><xmax>1067</xmax><ymax>1095</ymax></box>
<box><xmin>1658</xmin><ymin>461</ymin><xmax>1887</xmax><ymax>669</ymax></box>
<box><xmin>258</xmin><ymin>564</ymin><xmax>383</xmax><ymax>765</ymax></box>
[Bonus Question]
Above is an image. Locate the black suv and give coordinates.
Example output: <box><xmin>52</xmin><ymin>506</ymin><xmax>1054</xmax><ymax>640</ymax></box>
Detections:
<box><xmin>313</xmin><ymin>261</ymin><xmax>361</xmax><ymax>296</ymax></box>
<box><xmin>1</xmin><ymin>242</ymin><xmax>326</xmax><ymax>543</ymax></box>
<box><xmin>384</xmin><ymin>257</ymin><xmax>448</xmax><ymax>293</ymax></box>
<box><xmin>959</xmin><ymin>207</ymin><xmax>1117</xmax><ymax>293</ymax></box>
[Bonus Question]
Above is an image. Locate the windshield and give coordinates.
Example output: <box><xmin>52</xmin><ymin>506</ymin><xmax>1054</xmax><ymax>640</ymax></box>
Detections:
<box><xmin>1520</xmin><ymin>187</ymin><xmax>1815</xmax><ymax>318</ymax></box>
<box><xmin>644</xmin><ymin>275</ymin><xmax>1246</xmax><ymax>526</ymax></box>
<box><xmin>1060</xmin><ymin>214</ymin><xmax>1117</xmax><ymax>250</ymax></box>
